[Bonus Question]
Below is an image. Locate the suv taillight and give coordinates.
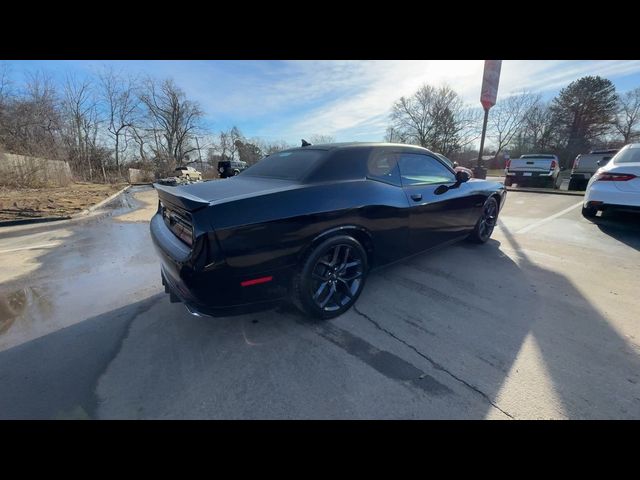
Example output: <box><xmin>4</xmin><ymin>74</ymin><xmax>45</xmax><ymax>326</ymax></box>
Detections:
<box><xmin>550</xmin><ymin>160</ymin><xmax>557</xmax><ymax>170</ymax></box>
<box><xmin>573</xmin><ymin>156</ymin><xmax>580</xmax><ymax>169</ymax></box>
<box><xmin>596</xmin><ymin>172</ymin><xmax>637</xmax><ymax>182</ymax></box>
<box><xmin>505</xmin><ymin>159</ymin><xmax>511</xmax><ymax>169</ymax></box>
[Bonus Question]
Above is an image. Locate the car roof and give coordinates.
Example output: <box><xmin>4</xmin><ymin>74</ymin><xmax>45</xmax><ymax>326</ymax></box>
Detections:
<box><xmin>283</xmin><ymin>142</ymin><xmax>436</xmax><ymax>154</ymax></box>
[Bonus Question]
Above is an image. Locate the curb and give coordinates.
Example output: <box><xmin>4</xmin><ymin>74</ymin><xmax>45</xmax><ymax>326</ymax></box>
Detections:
<box><xmin>505</xmin><ymin>186</ymin><xmax>584</xmax><ymax>196</ymax></box>
<box><xmin>79</xmin><ymin>185</ymin><xmax>131</xmax><ymax>216</ymax></box>
<box><xmin>0</xmin><ymin>184</ymin><xmax>132</xmax><ymax>231</ymax></box>
<box><xmin>0</xmin><ymin>215</ymin><xmax>73</xmax><ymax>228</ymax></box>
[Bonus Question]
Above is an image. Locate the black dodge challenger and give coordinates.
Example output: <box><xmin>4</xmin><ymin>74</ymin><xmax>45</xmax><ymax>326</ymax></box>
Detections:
<box><xmin>151</xmin><ymin>142</ymin><xmax>507</xmax><ymax>319</ymax></box>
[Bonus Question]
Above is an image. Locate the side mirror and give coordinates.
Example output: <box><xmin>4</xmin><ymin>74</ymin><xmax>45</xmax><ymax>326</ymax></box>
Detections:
<box><xmin>456</xmin><ymin>170</ymin><xmax>470</xmax><ymax>183</ymax></box>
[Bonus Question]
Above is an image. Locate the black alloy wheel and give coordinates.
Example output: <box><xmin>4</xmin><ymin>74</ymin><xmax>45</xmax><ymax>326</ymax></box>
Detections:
<box><xmin>468</xmin><ymin>197</ymin><xmax>498</xmax><ymax>243</ymax></box>
<box><xmin>293</xmin><ymin>235</ymin><xmax>368</xmax><ymax>319</ymax></box>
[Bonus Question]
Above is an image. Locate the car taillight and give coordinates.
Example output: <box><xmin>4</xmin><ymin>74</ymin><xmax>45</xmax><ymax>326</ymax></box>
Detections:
<box><xmin>573</xmin><ymin>157</ymin><xmax>580</xmax><ymax>169</ymax></box>
<box><xmin>505</xmin><ymin>159</ymin><xmax>511</xmax><ymax>168</ymax></box>
<box><xmin>550</xmin><ymin>160</ymin><xmax>557</xmax><ymax>170</ymax></box>
<box><xmin>596</xmin><ymin>172</ymin><xmax>637</xmax><ymax>182</ymax></box>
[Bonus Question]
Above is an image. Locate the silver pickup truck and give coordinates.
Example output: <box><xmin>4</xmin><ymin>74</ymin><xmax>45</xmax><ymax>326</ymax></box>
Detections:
<box><xmin>504</xmin><ymin>154</ymin><xmax>561</xmax><ymax>189</ymax></box>
<box><xmin>568</xmin><ymin>149</ymin><xmax>618</xmax><ymax>191</ymax></box>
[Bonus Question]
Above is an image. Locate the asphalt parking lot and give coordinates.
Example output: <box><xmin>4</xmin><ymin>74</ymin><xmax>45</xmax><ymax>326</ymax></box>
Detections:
<box><xmin>0</xmin><ymin>185</ymin><xmax>639</xmax><ymax>419</ymax></box>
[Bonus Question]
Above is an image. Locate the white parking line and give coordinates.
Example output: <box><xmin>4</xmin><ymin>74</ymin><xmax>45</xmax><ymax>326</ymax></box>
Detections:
<box><xmin>516</xmin><ymin>200</ymin><xmax>584</xmax><ymax>235</ymax></box>
<box><xmin>0</xmin><ymin>243</ymin><xmax>59</xmax><ymax>254</ymax></box>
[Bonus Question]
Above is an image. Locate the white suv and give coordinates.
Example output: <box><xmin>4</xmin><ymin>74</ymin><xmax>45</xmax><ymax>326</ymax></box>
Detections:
<box><xmin>582</xmin><ymin>144</ymin><xmax>640</xmax><ymax>219</ymax></box>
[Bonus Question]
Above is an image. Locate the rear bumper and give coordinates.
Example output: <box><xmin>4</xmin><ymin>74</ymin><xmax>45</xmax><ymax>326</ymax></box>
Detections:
<box><xmin>584</xmin><ymin>181</ymin><xmax>640</xmax><ymax>209</ymax></box>
<box><xmin>160</xmin><ymin>266</ymin><xmax>283</xmax><ymax>317</ymax></box>
<box><xmin>506</xmin><ymin>171</ymin><xmax>555</xmax><ymax>177</ymax></box>
<box><xmin>570</xmin><ymin>172</ymin><xmax>593</xmax><ymax>180</ymax></box>
<box><xmin>150</xmin><ymin>212</ymin><xmax>291</xmax><ymax>317</ymax></box>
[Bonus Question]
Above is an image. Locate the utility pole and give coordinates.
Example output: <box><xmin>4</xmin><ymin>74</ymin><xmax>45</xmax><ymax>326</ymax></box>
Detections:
<box><xmin>195</xmin><ymin>136</ymin><xmax>203</xmax><ymax>171</ymax></box>
<box><xmin>476</xmin><ymin>108</ymin><xmax>490</xmax><ymax>173</ymax></box>
<box><xmin>474</xmin><ymin>60</ymin><xmax>502</xmax><ymax>180</ymax></box>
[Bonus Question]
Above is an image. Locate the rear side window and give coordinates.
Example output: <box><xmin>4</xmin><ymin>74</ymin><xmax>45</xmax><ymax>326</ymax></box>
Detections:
<box><xmin>613</xmin><ymin>147</ymin><xmax>640</xmax><ymax>164</ymax></box>
<box><xmin>367</xmin><ymin>152</ymin><xmax>401</xmax><ymax>186</ymax></box>
<box><xmin>241</xmin><ymin>149</ymin><xmax>326</xmax><ymax>180</ymax></box>
<box><xmin>398</xmin><ymin>153</ymin><xmax>456</xmax><ymax>186</ymax></box>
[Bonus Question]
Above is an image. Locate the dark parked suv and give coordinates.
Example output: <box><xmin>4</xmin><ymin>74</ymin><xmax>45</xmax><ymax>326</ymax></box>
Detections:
<box><xmin>568</xmin><ymin>149</ymin><xmax>618</xmax><ymax>191</ymax></box>
<box><xmin>217</xmin><ymin>160</ymin><xmax>248</xmax><ymax>178</ymax></box>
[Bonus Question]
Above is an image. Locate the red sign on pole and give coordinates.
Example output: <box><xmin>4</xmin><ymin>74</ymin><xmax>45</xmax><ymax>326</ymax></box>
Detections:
<box><xmin>480</xmin><ymin>60</ymin><xmax>502</xmax><ymax>110</ymax></box>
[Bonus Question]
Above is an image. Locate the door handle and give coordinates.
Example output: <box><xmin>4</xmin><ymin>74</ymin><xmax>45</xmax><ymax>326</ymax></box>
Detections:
<box><xmin>411</xmin><ymin>194</ymin><xmax>422</xmax><ymax>202</ymax></box>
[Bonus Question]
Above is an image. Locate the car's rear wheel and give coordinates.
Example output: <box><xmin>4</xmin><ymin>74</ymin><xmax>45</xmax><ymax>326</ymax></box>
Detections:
<box><xmin>293</xmin><ymin>235</ymin><xmax>368</xmax><ymax>319</ymax></box>
<box><xmin>467</xmin><ymin>197</ymin><xmax>498</xmax><ymax>244</ymax></box>
<box><xmin>233</xmin><ymin>169</ymin><xmax>240</xmax><ymax>176</ymax></box>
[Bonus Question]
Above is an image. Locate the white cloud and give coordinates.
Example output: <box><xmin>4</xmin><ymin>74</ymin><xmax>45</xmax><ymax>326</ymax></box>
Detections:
<box><xmin>60</xmin><ymin>59</ymin><xmax>640</xmax><ymax>144</ymax></box>
<box><xmin>261</xmin><ymin>60</ymin><xmax>640</xmax><ymax>143</ymax></box>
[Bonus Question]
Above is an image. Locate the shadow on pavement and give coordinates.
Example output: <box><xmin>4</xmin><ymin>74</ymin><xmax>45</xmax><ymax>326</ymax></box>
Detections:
<box><xmin>0</xmin><ymin>294</ymin><xmax>163</xmax><ymax>419</ymax></box>
<box><xmin>591</xmin><ymin>210</ymin><xmax>640</xmax><ymax>252</ymax></box>
<box><xmin>352</xmin><ymin>224</ymin><xmax>640</xmax><ymax>418</ymax></box>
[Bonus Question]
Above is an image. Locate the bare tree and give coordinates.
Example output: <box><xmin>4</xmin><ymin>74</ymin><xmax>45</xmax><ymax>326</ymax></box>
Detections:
<box><xmin>308</xmin><ymin>134</ymin><xmax>335</xmax><ymax>144</ymax></box>
<box><xmin>61</xmin><ymin>75</ymin><xmax>102</xmax><ymax>181</ymax></box>
<box><xmin>99</xmin><ymin>68</ymin><xmax>139</xmax><ymax>177</ymax></box>
<box><xmin>615</xmin><ymin>87</ymin><xmax>640</xmax><ymax>144</ymax></box>
<box><xmin>1</xmin><ymin>71</ymin><xmax>63</xmax><ymax>159</ymax></box>
<box><xmin>389</xmin><ymin>84</ymin><xmax>479</xmax><ymax>156</ymax></box>
<box><xmin>488</xmin><ymin>92</ymin><xmax>540</xmax><ymax>157</ymax></box>
<box><xmin>384</xmin><ymin>126</ymin><xmax>407</xmax><ymax>143</ymax></box>
<box><xmin>0</xmin><ymin>63</ymin><xmax>10</xmax><ymax>107</ymax></box>
<box><xmin>138</xmin><ymin>78</ymin><xmax>203</xmax><ymax>171</ymax></box>
<box><xmin>390</xmin><ymin>85</ymin><xmax>439</xmax><ymax>147</ymax></box>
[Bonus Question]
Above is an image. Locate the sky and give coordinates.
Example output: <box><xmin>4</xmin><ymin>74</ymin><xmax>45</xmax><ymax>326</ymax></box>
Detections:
<box><xmin>3</xmin><ymin>60</ymin><xmax>640</xmax><ymax>145</ymax></box>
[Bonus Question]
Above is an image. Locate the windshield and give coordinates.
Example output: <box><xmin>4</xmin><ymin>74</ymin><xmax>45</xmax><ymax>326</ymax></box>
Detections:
<box><xmin>434</xmin><ymin>153</ymin><xmax>454</xmax><ymax>168</ymax></box>
<box><xmin>613</xmin><ymin>146</ymin><xmax>640</xmax><ymax>164</ymax></box>
<box><xmin>241</xmin><ymin>149</ymin><xmax>326</xmax><ymax>180</ymax></box>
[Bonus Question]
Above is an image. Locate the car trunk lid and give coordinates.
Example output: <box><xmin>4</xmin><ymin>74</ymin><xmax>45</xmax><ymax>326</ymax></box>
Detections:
<box><xmin>169</xmin><ymin>176</ymin><xmax>301</xmax><ymax>206</ymax></box>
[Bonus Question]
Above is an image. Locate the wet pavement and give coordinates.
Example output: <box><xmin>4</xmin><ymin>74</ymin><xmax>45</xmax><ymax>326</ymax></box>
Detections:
<box><xmin>0</xmin><ymin>187</ymin><xmax>159</xmax><ymax>351</ymax></box>
<box><xmin>1</xmin><ymin>185</ymin><xmax>639</xmax><ymax>419</ymax></box>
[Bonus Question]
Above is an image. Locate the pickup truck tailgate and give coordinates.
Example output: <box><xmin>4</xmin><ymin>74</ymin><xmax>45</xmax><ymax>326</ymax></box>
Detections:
<box><xmin>509</xmin><ymin>158</ymin><xmax>554</xmax><ymax>172</ymax></box>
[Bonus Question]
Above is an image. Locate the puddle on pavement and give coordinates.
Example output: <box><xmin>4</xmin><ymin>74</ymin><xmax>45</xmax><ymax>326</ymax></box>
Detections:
<box><xmin>0</xmin><ymin>185</ymin><xmax>161</xmax><ymax>351</ymax></box>
<box><xmin>0</xmin><ymin>286</ymin><xmax>53</xmax><ymax>336</ymax></box>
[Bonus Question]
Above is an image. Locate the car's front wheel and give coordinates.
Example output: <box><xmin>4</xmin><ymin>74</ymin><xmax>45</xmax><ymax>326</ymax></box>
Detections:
<box><xmin>293</xmin><ymin>235</ymin><xmax>368</xmax><ymax>319</ymax></box>
<box><xmin>468</xmin><ymin>197</ymin><xmax>498</xmax><ymax>244</ymax></box>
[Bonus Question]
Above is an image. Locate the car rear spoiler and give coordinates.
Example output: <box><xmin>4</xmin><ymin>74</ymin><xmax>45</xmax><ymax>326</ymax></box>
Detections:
<box><xmin>154</xmin><ymin>183</ymin><xmax>210</xmax><ymax>212</ymax></box>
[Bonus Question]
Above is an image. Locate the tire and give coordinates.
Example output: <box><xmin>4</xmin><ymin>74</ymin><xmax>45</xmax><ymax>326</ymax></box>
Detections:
<box><xmin>233</xmin><ymin>169</ymin><xmax>240</xmax><ymax>176</ymax></box>
<box><xmin>292</xmin><ymin>235</ymin><xmax>368</xmax><ymax>320</ymax></box>
<box><xmin>504</xmin><ymin>177</ymin><xmax>512</xmax><ymax>187</ymax></box>
<box><xmin>568</xmin><ymin>178</ymin><xmax>579</xmax><ymax>191</ymax></box>
<box><xmin>582</xmin><ymin>205</ymin><xmax>598</xmax><ymax>219</ymax></box>
<box><xmin>467</xmin><ymin>197</ymin><xmax>499</xmax><ymax>244</ymax></box>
